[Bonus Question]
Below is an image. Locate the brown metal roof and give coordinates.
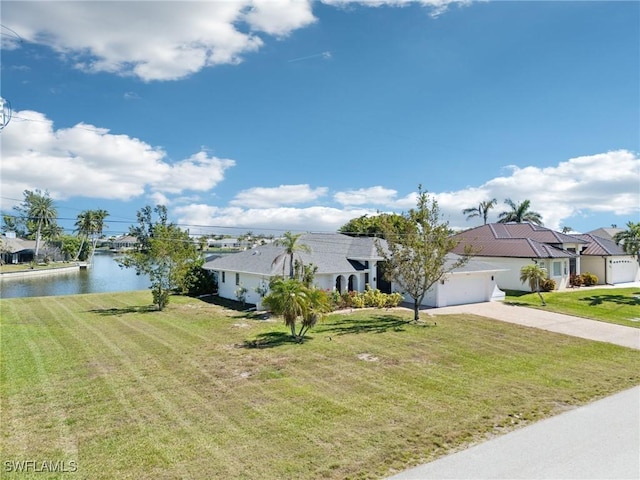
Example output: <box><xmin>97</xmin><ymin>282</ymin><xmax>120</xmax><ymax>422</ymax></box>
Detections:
<box><xmin>574</xmin><ymin>234</ymin><xmax>627</xmax><ymax>256</ymax></box>
<box><xmin>452</xmin><ymin>223</ymin><xmax>583</xmax><ymax>259</ymax></box>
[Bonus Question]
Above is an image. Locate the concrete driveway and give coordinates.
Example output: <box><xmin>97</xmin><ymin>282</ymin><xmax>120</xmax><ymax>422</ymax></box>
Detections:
<box><xmin>388</xmin><ymin>290</ymin><xmax>640</xmax><ymax>479</ymax></box>
<box><xmin>424</xmin><ymin>301</ymin><xmax>640</xmax><ymax>350</ymax></box>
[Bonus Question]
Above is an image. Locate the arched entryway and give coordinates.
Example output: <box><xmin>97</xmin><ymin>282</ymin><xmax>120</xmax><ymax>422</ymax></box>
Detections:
<box><xmin>335</xmin><ymin>275</ymin><xmax>346</xmax><ymax>294</ymax></box>
<box><xmin>348</xmin><ymin>274</ymin><xmax>358</xmax><ymax>292</ymax></box>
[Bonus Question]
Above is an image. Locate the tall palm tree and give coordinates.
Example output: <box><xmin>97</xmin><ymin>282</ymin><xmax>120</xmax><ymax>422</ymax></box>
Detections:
<box><xmin>498</xmin><ymin>199</ymin><xmax>543</xmax><ymax>225</ymax></box>
<box><xmin>272</xmin><ymin>231</ymin><xmax>311</xmax><ymax>279</ymax></box>
<box><xmin>27</xmin><ymin>190</ymin><xmax>57</xmax><ymax>258</ymax></box>
<box><xmin>74</xmin><ymin>209</ymin><xmax>109</xmax><ymax>262</ymax></box>
<box><xmin>613</xmin><ymin>221</ymin><xmax>640</xmax><ymax>262</ymax></box>
<box><xmin>462</xmin><ymin>198</ymin><xmax>497</xmax><ymax>225</ymax></box>
<box><xmin>519</xmin><ymin>264</ymin><xmax>547</xmax><ymax>305</ymax></box>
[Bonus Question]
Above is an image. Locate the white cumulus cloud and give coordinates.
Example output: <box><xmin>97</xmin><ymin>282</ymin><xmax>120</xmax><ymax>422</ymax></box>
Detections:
<box><xmin>0</xmin><ymin>109</ymin><xmax>235</xmax><ymax>208</ymax></box>
<box><xmin>334</xmin><ymin>186</ymin><xmax>398</xmax><ymax>206</ymax></box>
<box><xmin>2</xmin><ymin>0</ymin><xmax>468</xmax><ymax>81</ymax></box>
<box><xmin>231</xmin><ymin>184</ymin><xmax>328</xmax><ymax>208</ymax></box>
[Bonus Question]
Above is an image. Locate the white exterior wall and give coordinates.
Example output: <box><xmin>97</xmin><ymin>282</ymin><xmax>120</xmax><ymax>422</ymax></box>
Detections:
<box><xmin>609</xmin><ymin>256</ymin><xmax>640</xmax><ymax>283</ymax></box>
<box><xmin>393</xmin><ymin>271</ymin><xmax>503</xmax><ymax>308</ymax></box>
<box><xmin>217</xmin><ymin>271</ymin><xmax>270</xmax><ymax>306</ymax></box>
<box><xmin>472</xmin><ymin>257</ymin><xmax>572</xmax><ymax>291</ymax></box>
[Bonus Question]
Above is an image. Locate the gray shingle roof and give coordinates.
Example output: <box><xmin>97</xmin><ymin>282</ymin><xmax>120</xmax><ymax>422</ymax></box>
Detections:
<box><xmin>0</xmin><ymin>236</ymin><xmax>36</xmax><ymax>254</ymax></box>
<box><xmin>203</xmin><ymin>233</ymin><xmax>384</xmax><ymax>276</ymax></box>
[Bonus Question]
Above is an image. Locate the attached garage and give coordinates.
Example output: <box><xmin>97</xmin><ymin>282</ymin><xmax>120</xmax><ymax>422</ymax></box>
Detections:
<box><xmin>395</xmin><ymin>256</ymin><xmax>506</xmax><ymax>308</ymax></box>
<box><xmin>609</xmin><ymin>257</ymin><xmax>639</xmax><ymax>284</ymax></box>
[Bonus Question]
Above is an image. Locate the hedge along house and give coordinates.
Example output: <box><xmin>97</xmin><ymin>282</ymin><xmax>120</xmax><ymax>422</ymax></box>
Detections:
<box><xmin>451</xmin><ymin>223</ymin><xmax>639</xmax><ymax>291</ymax></box>
<box><xmin>203</xmin><ymin>232</ymin><xmax>505</xmax><ymax>309</ymax></box>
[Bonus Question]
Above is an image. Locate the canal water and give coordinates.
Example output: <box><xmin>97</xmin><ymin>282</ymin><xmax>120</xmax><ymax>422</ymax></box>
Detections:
<box><xmin>0</xmin><ymin>251</ymin><xmax>151</xmax><ymax>299</ymax></box>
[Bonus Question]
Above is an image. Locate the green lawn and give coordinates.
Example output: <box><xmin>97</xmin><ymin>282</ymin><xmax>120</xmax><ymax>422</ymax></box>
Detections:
<box><xmin>0</xmin><ymin>263</ymin><xmax>75</xmax><ymax>274</ymax></box>
<box><xmin>1</xmin><ymin>291</ymin><xmax>639</xmax><ymax>479</ymax></box>
<box><xmin>505</xmin><ymin>287</ymin><xmax>640</xmax><ymax>328</ymax></box>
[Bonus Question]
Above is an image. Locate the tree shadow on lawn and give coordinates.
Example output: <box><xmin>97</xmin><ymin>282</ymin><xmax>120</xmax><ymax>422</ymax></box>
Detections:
<box><xmin>317</xmin><ymin>314</ymin><xmax>431</xmax><ymax>336</ymax></box>
<box><xmin>240</xmin><ymin>331</ymin><xmax>311</xmax><ymax>349</ymax></box>
<box><xmin>88</xmin><ymin>305</ymin><xmax>159</xmax><ymax>316</ymax></box>
<box><xmin>580</xmin><ymin>292</ymin><xmax>640</xmax><ymax>307</ymax></box>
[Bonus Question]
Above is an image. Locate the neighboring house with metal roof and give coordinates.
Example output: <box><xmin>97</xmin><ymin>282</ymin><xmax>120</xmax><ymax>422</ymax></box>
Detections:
<box><xmin>451</xmin><ymin>223</ymin><xmax>639</xmax><ymax>291</ymax></box>
<box><xmin>203</xmin><ymin>232</ymin><xmax>505</xmax><ymax>308</ymax></box>
<box><xmin>574</xmin><ymin>233</ymin><xmax>640</xmax><ymax>285</ymax></box>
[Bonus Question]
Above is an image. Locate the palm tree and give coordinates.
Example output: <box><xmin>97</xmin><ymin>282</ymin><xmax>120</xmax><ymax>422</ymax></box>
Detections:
<box><xmin>74</xmin><ymin>211</ymin><xmax>93</xmax><ymax>260</ymax></box>
<box><xmin>498</xmin><ymin>199</ymin><xmax>543</xmax><ymax>225</ymax></box>
<box><xmin>262</xmin><ymin>278</ymin><xmax>310</xmax><ymax>341</ymax></box>
<box><xmin>462</xmin><ymin>198</ymin><xmax>497</xmax><ymax>225</ymax></box>
<box><xmin>519</xmin><ymin>264</ymin><xmax>547</xmax><ymax>305</ymax></box>
<box><xmin>272</xmin><ymin>231</ymin><xmax>311</xmax><ymax>279</ymax></box>
<box><xmin>27</xmin><ymin>190</ymin><xmax>57</xmax><ymax>258</ymax></box>
<box><xmin>613</xmin><ymin>221</ymin><xmax>640</xmax><ymax>262</ymax></box>
<box><xmin>74</xmin><ymin>209</ymin><xmax>109</xmax><ymax>262</ymax></box>
<box><xmin>299</xmin><ymin>287</ymin><xmax>331</xmax><ymax>339</ymax></box>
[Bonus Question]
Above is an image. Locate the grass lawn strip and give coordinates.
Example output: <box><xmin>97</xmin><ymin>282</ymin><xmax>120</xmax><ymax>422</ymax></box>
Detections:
<box><xmin>1</xmin><ymin>291</ymin><xmax>639</xmax><ymax>479</ymax></box>
<box><xmin>505</xmin><ymin>287</ymin><xmax>640</xmax><ymax>328</ymax></box>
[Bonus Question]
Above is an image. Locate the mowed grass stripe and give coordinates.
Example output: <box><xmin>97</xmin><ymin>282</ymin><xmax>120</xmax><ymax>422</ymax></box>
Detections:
<box><xmin>2</xmin><ymin>293</ymin><xmax>640</xmax><ymax>480</ymax></box>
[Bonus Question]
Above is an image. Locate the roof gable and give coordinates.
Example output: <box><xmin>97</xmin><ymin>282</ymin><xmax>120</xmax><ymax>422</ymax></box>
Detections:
<box><xmin>203</xmin><ymin>233</ymin><xmax>384</xmax><ymax>275</ymax></box>
<box><xmin>574</xmin><ymin>233</ymin><xmax>627</xmax><ymax>256</ymax></box>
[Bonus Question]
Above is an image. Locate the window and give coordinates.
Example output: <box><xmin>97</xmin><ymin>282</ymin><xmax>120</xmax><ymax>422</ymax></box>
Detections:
<box><xmin>553</xmin><ymin>261</ymin><xmax>561</xmax><ymax>276</ymax></box>
<box><xmin>235</xmin><ymin>273</ymin><xmax>240</xmax><ymax>285</ymax></box>
<box><xmin>221</xmin><ymin>271</ymin><xmax>225</xmax><ymax>283</ymax></box>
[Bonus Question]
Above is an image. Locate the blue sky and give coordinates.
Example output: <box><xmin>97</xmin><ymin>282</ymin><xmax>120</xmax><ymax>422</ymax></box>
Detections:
<box><xmin>1</xmin><ymin>0</ymin><xmax>638</xmax><ymax>238</ymax></box>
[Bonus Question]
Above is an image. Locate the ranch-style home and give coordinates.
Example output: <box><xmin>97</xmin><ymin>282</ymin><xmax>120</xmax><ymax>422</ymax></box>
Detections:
<box><xmin>0</xmin><ymin>234</ymin><xmax>36</xmax><ymax>264</ymax></box>
<box><xmin>203</xmin><ymin>232</ymin><xmax>505</xmax><ymax>309</ymax></box>
<box><xmin>451</xmin><ymin>223</ymin><xmax>639</xmax><ymax>291</ymax></box>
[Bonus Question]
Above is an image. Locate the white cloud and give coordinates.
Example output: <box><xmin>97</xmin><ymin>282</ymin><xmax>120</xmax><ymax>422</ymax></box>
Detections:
<box><xmin>171</xmin><ymin>150</ymin><xmax>639</xmax><ymax>234</ymax></box>
<box><xmin>334</xmin><ymin>186</ymin><xmax>398</xmax><ymax>205</ymax></box>
<box><xmin>174</xmin><ymin>204</ymin><xmax>374</xmax><ymax>235</ymax></box>
<box><xmin>322</xmin><ymin>0</ymin><xmax>470</xmax><ymax>17</ymax></box>
<box><xmin>2</xmin><ymin>0</ymin><xmax>469</xmax><ymax>81</ymax></box>
<box><xmin>436</xmin><ymin>150</ymin><xmax>640</xmax><ymax>230</ymax></box>
<box><xmin>2</xmin><ymin>1</ymin><xmax>315</xmax><ymax>81</ymax></box>
<box><xmin>0</xmin><ymin>109</ymin><xmax>235</xmax><ymax>208</ymax></box>
<box><xmin>231</xmin><ymin>184</ymin><xmax>328</xmax><ymax>208</ymax></box>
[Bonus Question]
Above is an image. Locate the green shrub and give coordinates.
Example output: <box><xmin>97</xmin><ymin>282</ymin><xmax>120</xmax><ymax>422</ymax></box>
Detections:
<box><xmin>569</xmin><ymin>274</ymin><xmax>583</xmax><ymax>287</ymax></box>
<box><xmin>540</xmin><ymin>278</ymin><xmax>556</xmax><ymax>292</ymax></box>
<box><xmin>385</xmin><ymin>292</ymin><xmax>404</xmax><ymax>307</ymax></box>
<box><xmin>363</xmin><ymin>285</ymin><xmax>387</xmax><ymax>308</ymax></box>
<box><xmin>581</xmin><ymin>272</ymin><xmax>598</xmax><ymax>286</ymax></box>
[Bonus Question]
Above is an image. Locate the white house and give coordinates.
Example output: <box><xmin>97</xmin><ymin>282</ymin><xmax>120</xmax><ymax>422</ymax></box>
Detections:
<box><xmin>203</xmin><ymin>233</ymin><xmax>504</xmax><ymax>308</ymax></box>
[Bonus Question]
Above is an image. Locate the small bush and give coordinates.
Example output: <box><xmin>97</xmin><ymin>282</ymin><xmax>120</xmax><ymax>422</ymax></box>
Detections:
<box><xmin>569</xmin><ymin>274</ymin><xmax>583</xmax><ymax>287</ymax></box>
<box><xmin>581</xmin><ymin>272</ymin><xmax>598</xmax><ymax>286</ymax></box>
<box><xmin>540</xmin><ymin>278</ymin><xmax>556</xmax><ymax>292</ymax></box>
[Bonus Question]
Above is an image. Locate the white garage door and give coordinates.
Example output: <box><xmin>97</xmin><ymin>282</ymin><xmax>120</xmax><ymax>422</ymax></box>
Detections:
<box><xmin>444</xmin><ymin>274</ymin><xmax>488</xmax><ymax>306</ymax></box>
<box><xmin>611</xmin><ymin>258</ymin><xmax>638</xmax><ymax>284</ymax></box>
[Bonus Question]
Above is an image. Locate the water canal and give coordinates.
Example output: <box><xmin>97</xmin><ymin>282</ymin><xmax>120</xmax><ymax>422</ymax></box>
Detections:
<box><xmin>0</xmin><ymin>251</ymin><xmax>151</xmax><ymax>299</ymax></box>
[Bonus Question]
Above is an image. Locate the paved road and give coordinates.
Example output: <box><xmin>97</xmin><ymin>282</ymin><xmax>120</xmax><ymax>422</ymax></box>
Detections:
<box><xmin>388</xmin><ymin>386</ymin><xmax>640</xmax><ymax>479</ymax></box>
<box><xmin>388</xmin><ymin>292</ymin><xmax>640</xmax><ymax>479</ymax></box>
